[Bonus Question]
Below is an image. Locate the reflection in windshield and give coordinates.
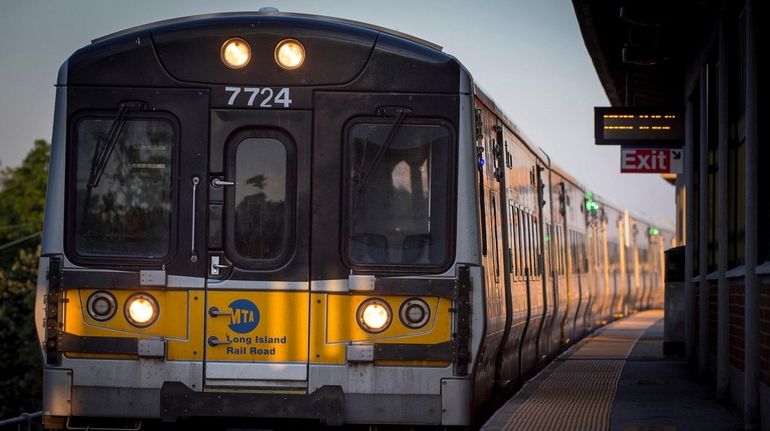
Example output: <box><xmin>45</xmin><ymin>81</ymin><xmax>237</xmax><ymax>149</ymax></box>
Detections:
<box><xmin>74</xmin><ymin>118</ymin><xmax>173</xmax><ymax>258</ymax></box>
<box><xmin>348</xmin><ymin>122</ymin><xmax>451</xmax><ymax>266</ymax></box>
<box><xmin>234</xmin><ymin>138</ymin><xmax>287</xmax><ymax>260</ymax></box>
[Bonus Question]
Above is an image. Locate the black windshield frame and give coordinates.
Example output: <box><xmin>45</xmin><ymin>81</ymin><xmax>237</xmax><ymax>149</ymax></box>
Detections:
<box><xmin>65</xmin><ymin>111</ymin><xmax>179</xmax><ymax>267</ymax></box>
<box><xmin>342</xmin><ymin>116</ymin><xmax>457</xmax><ymax>274</ymax></box>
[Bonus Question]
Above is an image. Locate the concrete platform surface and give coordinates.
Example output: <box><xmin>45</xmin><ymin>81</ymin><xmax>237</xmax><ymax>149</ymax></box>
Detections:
<box><xmin>482</xmin><ymin>310</ymin><xmax>742</xmax><ymax>431</ymax></box>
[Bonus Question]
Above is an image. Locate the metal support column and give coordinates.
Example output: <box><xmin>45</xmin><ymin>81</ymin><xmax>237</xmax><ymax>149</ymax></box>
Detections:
<box><xmin>743</xmin><ymin>0</ymin><xmax>759</xmax><ymax>426</ymax></box>
<box><xmin>698</xmin><ymin>66</ymin><xmax>709</xmax><ymax>375</ymax></box>
<box><xmin>716</xmin><ymin>16</ymin><xmax>730</xmax><ymax>400</ymax></box>
<box><xmin>684</xmin><ymin>98</ymin><xmax>697</xmax><ymax>361</ymax></box>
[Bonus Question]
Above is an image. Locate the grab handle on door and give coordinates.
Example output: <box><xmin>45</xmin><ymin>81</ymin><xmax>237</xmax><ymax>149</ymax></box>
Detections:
<box><xmin>190</xmin><ymin>176</ymin><xmax>199</xmax><ymax>263</ymax></box>
<box><xmin>210</xmin><ymin>256</ymin><xmax>231</xmax><ymax>276</ymax></box>
<box><xmin>211</xmin><ymin>178</ymin><xmax>235</xmax><ymax>188</ymax></box>
<box><xmin>207</xmin><ymin>336</ymin><xmax>231</xmax><ymax>347</ymax></box>
<box><xmin>208</xmin><ymin>306</ymin><xmax>230</xmax><ymax>318</ymax></box>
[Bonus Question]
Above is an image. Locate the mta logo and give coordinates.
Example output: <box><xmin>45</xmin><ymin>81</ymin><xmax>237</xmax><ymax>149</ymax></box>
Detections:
<box><xmin>228</xmin><ymin>299</ymin><xmax>260</xmax><ymax>334</ymax></box>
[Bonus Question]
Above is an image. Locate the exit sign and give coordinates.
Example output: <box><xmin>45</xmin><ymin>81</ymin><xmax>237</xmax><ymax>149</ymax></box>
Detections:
<box><xmin>620</xmin><ymin>148</ymin><xmax>683</xmax><ymax>174</ymax></box>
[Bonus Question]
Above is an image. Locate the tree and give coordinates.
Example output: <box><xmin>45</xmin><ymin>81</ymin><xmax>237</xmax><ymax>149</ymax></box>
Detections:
<box><xmin>0</xmin><ymin>139</ymin><xmax>49</xmax><ymax>265</ymax></box>
<box><xmin>0</xmin><ymin>139</ymin><xmax>50</xmax><ymax>417</ymax></box>
<box><xmin>0</xmin><ymin>247</ymin><xmax>42</xmax><ymax>417</ymax></box>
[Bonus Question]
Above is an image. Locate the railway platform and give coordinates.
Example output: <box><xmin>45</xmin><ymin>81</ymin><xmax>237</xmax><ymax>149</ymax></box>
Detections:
<box><xmin>482</xmin><ymin>310</ymin><xmax>742</xmax><ymax>431</ymax></box>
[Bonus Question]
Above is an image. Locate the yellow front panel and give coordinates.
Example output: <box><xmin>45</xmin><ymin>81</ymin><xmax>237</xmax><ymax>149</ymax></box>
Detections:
<box><xmin>64</xmin><ymin>289</ymin><xmax>204</xmax><ymax>361</ymax></box>
<box><xmin>205</xmin><ymin>291</ymin><xmax>309</xmax><ymax>362</ymax></box>
<box><xmin>309</xmin><ymin>293</ymin><xmax>453</xmax><ymax>365</ymax></box>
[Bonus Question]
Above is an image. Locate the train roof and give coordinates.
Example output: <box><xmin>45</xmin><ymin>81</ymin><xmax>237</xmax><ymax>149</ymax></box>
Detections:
<box><xmin>91</xmin><ymin>9</ymin><xmax>443</xmax><ymax>52</ymax></box>
<box><xmin>473</xmin><ymin>75</ymin><xmax>670</xmax><ymax>233</ymax></box>
<box><xmin>474</xmin><ymin>85</ymin><xmax>592</xmax><ymax>194</ymax></box>
<box><xmin>66</xmin><ymin>9</ymin><xmax>462</xmax><ymax>93</ymax></box>
<box><xmin>473</xmin><ymin>84</ymin><xmax>550</xmax><ymax>163</ymax></box>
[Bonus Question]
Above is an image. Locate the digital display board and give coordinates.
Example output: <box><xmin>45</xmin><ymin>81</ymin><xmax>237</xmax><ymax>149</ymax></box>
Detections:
<box><xmin>595</xmin><ymin>107</ymin><xmax>684</xmax><ymax>147</ymax></box>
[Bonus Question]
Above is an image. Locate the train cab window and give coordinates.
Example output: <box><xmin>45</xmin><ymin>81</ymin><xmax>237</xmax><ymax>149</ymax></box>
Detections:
<box><xmin>345</xmin><ymin>120</ymin><xmax>453</xmax><ymax>268</ymax></box>
<box><xmin>72</xmin><ymin>117</ymin><xmax>175</xmax><ymax>259</ymax></box>
<box><xmin>229</xmin><ymin>137</ymin><xmax>290</xmax><ymax>263</ymax></box>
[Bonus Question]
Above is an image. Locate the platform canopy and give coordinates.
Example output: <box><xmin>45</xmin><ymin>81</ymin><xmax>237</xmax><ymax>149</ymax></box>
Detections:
<box><xmin>572</xmin><ymin>0</ymin><xmax>718</xmax><ymax>107</ymax></box>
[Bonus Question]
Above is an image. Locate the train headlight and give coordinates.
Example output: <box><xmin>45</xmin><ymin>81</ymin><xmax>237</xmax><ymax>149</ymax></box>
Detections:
<box><xmin>86</xmin><ymin>291</ymin><xmax>117</xmax><ymax>322</ymax></box>
<box><xmin>357</xmin><ymin>298</ymin><xmax>392</xmax><ymax>333</ymax></box>
<box><xmin>399</xmin><ymin>298</ymin><xmax>431</xmax><ymax>329</ymax></box>
<box><xmin>274</xmin><ymin>39</ymin><xmax>305</xmax><ymax>70</ymax></box>
<box><xmin>221</xmin><ymin>38</ymin><xmax>251</xmax><ymax>69</ymax></box>
<box><xmin>124</xmin><ymin>293</ymin><xmax>159</xmax><ymax>328</ymax></box>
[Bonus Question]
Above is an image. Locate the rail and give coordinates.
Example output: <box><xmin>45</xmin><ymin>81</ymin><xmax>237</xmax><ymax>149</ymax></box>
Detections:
<box><xmin>0</xmin><ymin>411</ymin><xmax>42</xmax><ymax>430</ymax></box>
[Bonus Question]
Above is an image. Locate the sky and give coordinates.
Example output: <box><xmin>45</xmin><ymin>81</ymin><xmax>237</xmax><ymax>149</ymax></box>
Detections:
<box><xmin>0</xmin><ymin>0</ymin><xmax>675</xmax><ymax>226</ymax></box>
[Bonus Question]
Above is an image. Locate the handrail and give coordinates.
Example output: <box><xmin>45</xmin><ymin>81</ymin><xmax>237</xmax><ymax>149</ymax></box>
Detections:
<box><xmin>0</xmin><ymin>411</ymin><xmax>42</xmax><ymax>429</ymax></box>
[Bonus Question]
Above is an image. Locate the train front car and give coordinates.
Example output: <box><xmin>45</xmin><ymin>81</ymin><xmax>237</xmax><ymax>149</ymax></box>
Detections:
<box><xmin>35</xmin><ymin>12</ymin><xmax>482</xmax><ymax>428</ymax></box>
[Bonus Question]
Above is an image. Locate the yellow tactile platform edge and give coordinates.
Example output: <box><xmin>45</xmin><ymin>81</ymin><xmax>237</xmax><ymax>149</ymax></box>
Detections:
<box><xmin>497</xmin><ymin>311</ymin><xmax>663</xmax><ymax>431</ymax></box>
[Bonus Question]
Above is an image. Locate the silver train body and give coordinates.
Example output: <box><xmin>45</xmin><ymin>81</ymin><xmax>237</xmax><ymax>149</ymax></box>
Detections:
<box><xmin>35</xmin><ymin>11</ymin><xmax>671</xmax><ymax>428</ymax></box>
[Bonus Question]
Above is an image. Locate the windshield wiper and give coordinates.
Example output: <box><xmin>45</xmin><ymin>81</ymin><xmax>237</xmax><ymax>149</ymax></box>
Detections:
<box><xmin>87</xmin><ymin>101</ymin><xmax>146</xmax><ymax>188</ymax></box>
<box><xmin>356</xmin><ymin>108</ymin><xmax>408</xmax><ymax>191</ymax></box>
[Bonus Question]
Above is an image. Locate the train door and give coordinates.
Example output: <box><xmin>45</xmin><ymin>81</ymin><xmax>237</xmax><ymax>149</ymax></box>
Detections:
<box><xmin>600</xmin><ymin>217</ymin><xmax>611</xmax><ymax>323</ymax></box>
<box><xmin>534</xmin><ymin>163</ymin><xmax>553</xmax><ymax>362</ymax></box>
<box><xmin>204</xmin><ymin>109</ymin><xmax>312</xmax><ymax>389</ymax></box>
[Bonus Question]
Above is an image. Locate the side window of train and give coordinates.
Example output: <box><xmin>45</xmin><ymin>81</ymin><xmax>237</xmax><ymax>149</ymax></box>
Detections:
<box><xmin>543</xmin><ymin>224</ymin><xmax>548</xmax><ymax>276</ymax></box>
<box><xmin>532</xmin><ymin>214</ymin><xmax>538</xmax><ymax>276</ymax></box>
<box><xmin>528</xmin><ymin>214</ymin><xmax>536</xmax><ymax>278</ymax></box>
<box><xmin>559</xmin><ymin>227</ymin><xmax>566</xmax><ymax>275</ymax></box>
<box><xmin>521</xmin><ymin>210</ymin><xmax>527</xmax><ymax>277</ymax></box>
<box><xmin>576</xmin><ymin>231</ymin><xmax>582</xmax><ymax>273</ymax></box>
<box><xmin>227</xmin><ymin>134</ymin><xmax>293</xmax><ymax>267</ymax></box>
<box><xmin>530</xmin><ymin>217</ymin><xmax>537</xmax><ymax>277</ymax></box>
<box><xmin>554</xmin><ymin>227</ymin><xmax>560</xmax><ymax>275</ymax></box>
<box><xmin>577</xmin><ymin>232</ymin><xmax>583</xmax><ymax>273</ymax></box>
<box><xmin>533</xmin><ymin>218</ymin><xmax>540</xmax><ymax>276</ymax></box>
<box><xmin>70</xmin><ymin>114</ymin><xmax>176</xmax><ymax>261</ymax></box>
<box><xmin>563</xmin><ymin>229</ymin><xmax>568</xmax><ymax>275</ymax></box>
<box><xmin>514</xmin><ymin>209</ymin><xmax>521</xmax><ymax>277</ymax></box>
<box><xmin>520</xmin><ymin>210</ymin><xmax>527</xmax><ymax>277</ymax></box>
<box><xmin>508</xmin><ymin>203</ymin><xmax>518</xmax><ymax>277</ymax></box>
<box><xmin>556</xmin><ymin>225</ymin><xmax>564</xmax><ymax>275</ymax></box>
<box><xmin>569</xmin><ymin>229</ymin><xmax>580</xmax><ymax>274</ymax></box>
<box><xmin>567</xmin><ymin>230</ymin><xmax>573</xmax><ymax>274</ymax></box>
<box><xmin>344</xmin><ymin>119</ymin><xmax>454</xmax><ymax>269</ymax></box>
<box><xmin>572</xmin><ymin>231</ymin><xmax>578</xmax><ymax>273</ymax></box>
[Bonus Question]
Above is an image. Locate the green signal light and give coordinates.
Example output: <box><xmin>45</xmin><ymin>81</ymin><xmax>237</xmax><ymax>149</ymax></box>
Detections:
<box><xmin>649</xmin><ymin>227</ymin><xmax>660</xmax><ymax>235</ymax></box>
<box><xmin>584</xmin><ymin>191</ymin><xmax>599</xmax><ymax>213</ymax></box>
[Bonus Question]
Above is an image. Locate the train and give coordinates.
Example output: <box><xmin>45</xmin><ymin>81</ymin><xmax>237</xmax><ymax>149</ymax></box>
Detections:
<box><xmin>35</xmin><ymin>10</ymin><xmax>672</xmax><ymax>429</ymax></box>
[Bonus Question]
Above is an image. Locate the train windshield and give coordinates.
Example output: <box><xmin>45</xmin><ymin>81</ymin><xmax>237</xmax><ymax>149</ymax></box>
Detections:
<box><xmin>72</xmin><ymin>117</ymin><xmax>174</xmax><ymax>259</ymax></box>
<box><xmin>346</xmin><ymin>120</ymin><xmax>452</xmax><ymax>267</ymax></box>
